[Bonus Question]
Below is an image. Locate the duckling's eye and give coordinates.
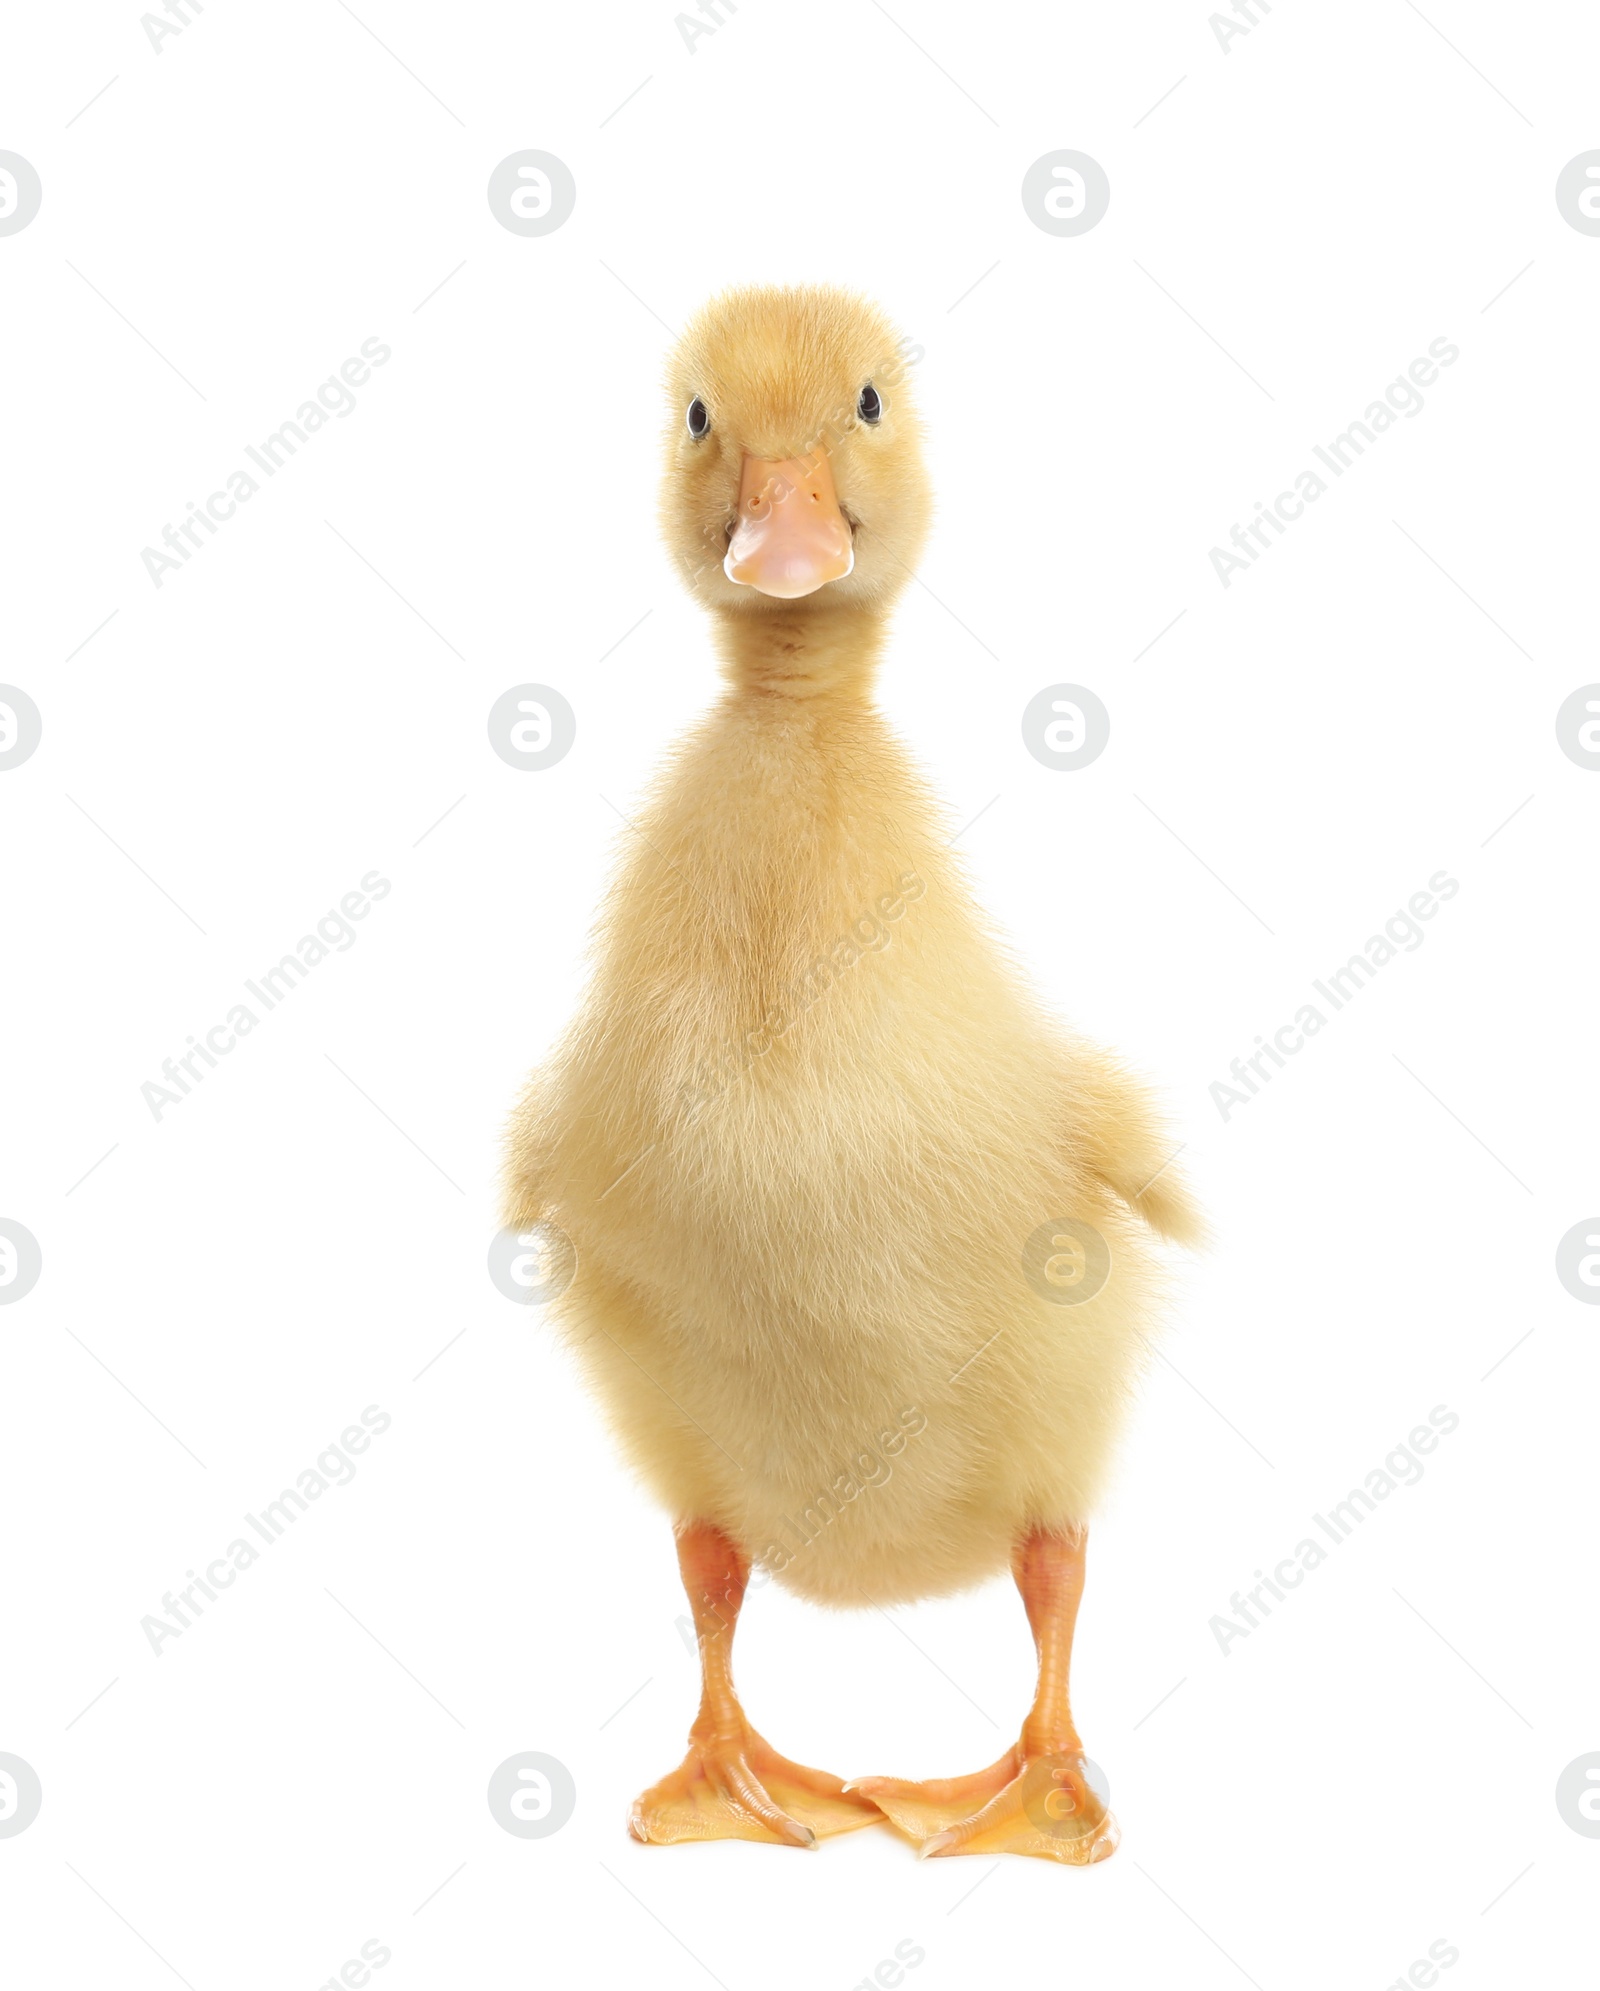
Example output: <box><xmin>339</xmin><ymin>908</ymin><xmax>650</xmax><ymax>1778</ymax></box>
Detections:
<box><xmin>857</xmin><ymin>383</ymin><xmax>882</xmax><ymax>425</ymax></box>
<box><xmin>686</xmin><ymin>396</ymin><xmax>710</xmax><ymax>439</ymax></box>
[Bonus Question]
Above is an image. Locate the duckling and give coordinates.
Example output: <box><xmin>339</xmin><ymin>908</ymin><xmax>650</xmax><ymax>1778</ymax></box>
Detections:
<box><xmin>503</xmin><ymin>285</ymin><xmax>1200</xmax><ymax>1863</ymax></box>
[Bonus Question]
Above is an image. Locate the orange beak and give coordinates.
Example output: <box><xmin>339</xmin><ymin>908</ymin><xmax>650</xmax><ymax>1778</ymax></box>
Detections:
<box><xmin>723</xmin><ymin>449</ymin><xmax>854</xmax><ymax>598</ymax></box>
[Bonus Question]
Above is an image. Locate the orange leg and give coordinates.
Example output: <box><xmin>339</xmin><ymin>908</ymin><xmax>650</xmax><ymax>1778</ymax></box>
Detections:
<box><xmin>851</xmin><ymin>1527</ymin><xmax>1118</xmax><ymax>1864</ymax></box>
<box><xmin>628</xmin><ymin>1520</ymin><xmax>881</xmax><ymax>1848</ymax></box>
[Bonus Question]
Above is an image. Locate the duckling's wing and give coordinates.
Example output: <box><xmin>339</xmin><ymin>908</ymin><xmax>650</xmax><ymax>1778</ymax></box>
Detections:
<box><xmin>1068</xmin><ymin>1045</ymin><xmax>1206</xmax><ymax>1248</ymax></box>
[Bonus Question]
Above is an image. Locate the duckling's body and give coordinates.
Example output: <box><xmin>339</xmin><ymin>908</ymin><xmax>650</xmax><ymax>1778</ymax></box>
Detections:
<box><xmin>509</xmin><ymin>664</ymin><xmax>1188</xmax><ymax>1606</ymax></box>
<box><xmin>505</xmin><ymin>287</ymin><xmax>1197</xmax><ymax>1861</ymax></box>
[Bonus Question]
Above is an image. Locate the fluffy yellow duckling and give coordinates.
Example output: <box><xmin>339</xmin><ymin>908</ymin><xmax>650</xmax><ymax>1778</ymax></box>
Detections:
<box><xmin>504</xmin><ymin>285</ymin><xmax>1200</xmax><ymax>1863</ymax></box>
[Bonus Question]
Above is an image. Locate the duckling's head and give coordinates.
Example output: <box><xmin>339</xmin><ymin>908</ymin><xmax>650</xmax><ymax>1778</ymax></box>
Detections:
<box><xmin>660</xmin><ymin>287</ymin><xmax>932</xmax><ymax>641</ymax></box>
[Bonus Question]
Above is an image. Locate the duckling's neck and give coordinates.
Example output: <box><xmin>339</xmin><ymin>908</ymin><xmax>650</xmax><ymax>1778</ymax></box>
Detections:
<box><xmin>712</xmin><ymin>601</ymin><xmax>885</xmax><ymax>701</ymax></box>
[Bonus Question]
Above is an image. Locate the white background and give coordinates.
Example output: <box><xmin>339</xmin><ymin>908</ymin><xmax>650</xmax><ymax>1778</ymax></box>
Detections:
<box><xmin>3</xmin><ymin>2</ymin><xmax>1597</xmax><ymax>1986</ymax></box>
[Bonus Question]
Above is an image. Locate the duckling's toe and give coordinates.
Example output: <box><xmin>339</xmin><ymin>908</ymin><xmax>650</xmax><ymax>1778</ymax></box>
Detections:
<box><xmin>629</xmin><ymin>1731</ymin><xmax>882</xmax><ymax>1848</ymax></box>
<box><xmin>850</xmin><ymin>1750</ymin><xmax>1019</xmax><ymax>1834</ymax></box>
<box><xmin>854</xmin><ymin>1748</ymin><xmax>1117</xmax><ymax>1865</ymax></box>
